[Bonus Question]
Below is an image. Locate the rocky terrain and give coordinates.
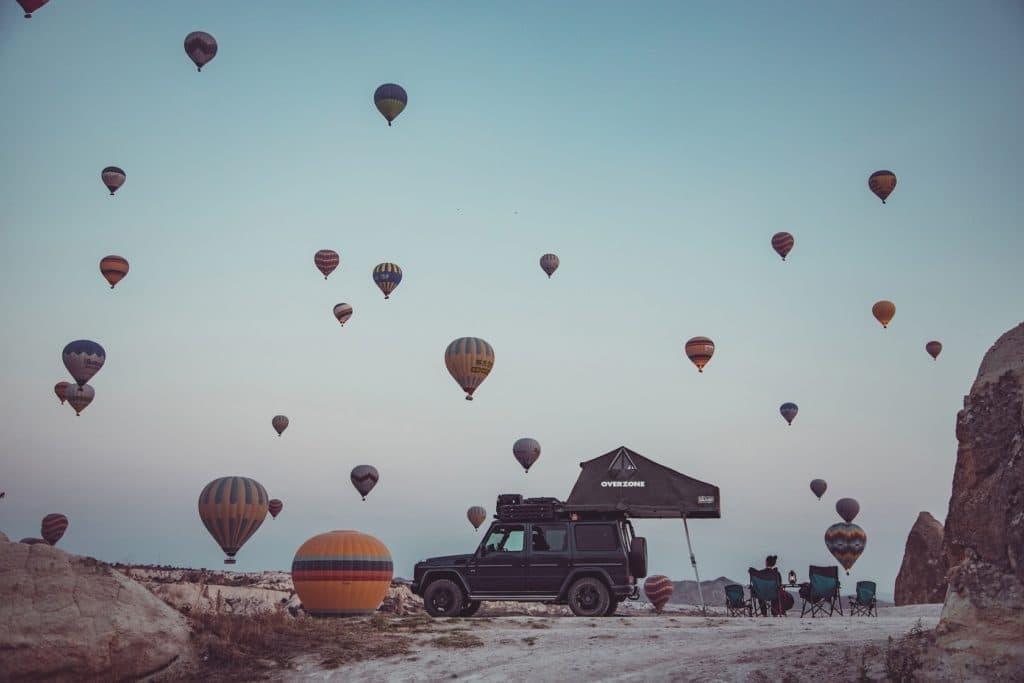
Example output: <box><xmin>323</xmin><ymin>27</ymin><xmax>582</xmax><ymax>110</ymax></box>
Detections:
<box><xmin>894</xmin><ymin>511</ymin><xmax>948</xmax><ymax>606</ymax></box>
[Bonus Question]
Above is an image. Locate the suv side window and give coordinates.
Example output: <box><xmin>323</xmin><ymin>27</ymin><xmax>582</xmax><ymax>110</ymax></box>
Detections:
<box><xmin>574</xmin><ymin>524</ymin><xmax>619</xmax><ymax>551</ymax></box>
<box><xmin>531</xmin><ymin>524</ymin><xmax>568</xmax><ymax>553</ymax></box>
<box><xmin>482</xmin><ymin>525</ymin><xmax>525</xmax><ymax>553</ymax></box>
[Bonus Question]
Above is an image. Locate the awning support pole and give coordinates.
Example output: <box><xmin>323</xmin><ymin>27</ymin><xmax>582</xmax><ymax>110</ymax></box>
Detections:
<box><xmin>683</xmin><ymin>514</ymin><xmax>706</xmax><ymax>615</ymax></box>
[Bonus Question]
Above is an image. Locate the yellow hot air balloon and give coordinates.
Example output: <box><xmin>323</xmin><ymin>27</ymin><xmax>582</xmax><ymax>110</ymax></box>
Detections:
<box><xmin>872</xmin><ymin>300</ymin><xmax>896</xmax><ymax>329</ymax></box>
<box><xmin>444</xmin><ymin>337</ymin><xmax>495</xmax><ymax>400</ymax></box>
<box><xmin>292</xmin><ymin>530</ymin><xmax>393</xmax><ymax>616</ymax></box>
<box><xmin>197</xmin><ymin>476</ymin><xmax>269</xmax><ymax>564</ymax></box>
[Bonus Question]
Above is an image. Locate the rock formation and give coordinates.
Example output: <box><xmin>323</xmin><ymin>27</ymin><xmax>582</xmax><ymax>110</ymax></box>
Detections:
<box><xmin>894</xmin><ymin>511</ymin><xmax>948</xmax><ymax>605</ymax></box>
<box><xmin>0</xmin><ymin>540</ymin><xmax>193</xmax><ymax>681</ymax></box>
<box><xmin>935</xmin><ymin>321</ymin><xmax>1024</xmax><ymax>678</ymax></box>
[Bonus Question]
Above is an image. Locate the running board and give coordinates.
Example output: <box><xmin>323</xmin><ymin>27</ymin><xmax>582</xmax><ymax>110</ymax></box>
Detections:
<box><xmin>468</xmin><ymin>594</ymin><xmax>559</xmax><ymax>602</ymax></box>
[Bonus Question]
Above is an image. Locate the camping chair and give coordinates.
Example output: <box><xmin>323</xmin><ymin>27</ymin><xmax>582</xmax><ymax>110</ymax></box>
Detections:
<box><xmin>848</xmin><ymin>580</ymin><xmax>877</xmax><ymax>617</ymax></box>
<box><xmin>748</xmin><ymin>568</ymin><xmax>784</xmax><ymax>617</ymax></box>
<box><xmin>724</xmin><ymin>584</ymin><xmax>749</xmax><ymax>617</ymax></box>
<box><xmin>799</xmin><ymin>565</ymin><xmax>842</xmax><ymax>617</ymax></box>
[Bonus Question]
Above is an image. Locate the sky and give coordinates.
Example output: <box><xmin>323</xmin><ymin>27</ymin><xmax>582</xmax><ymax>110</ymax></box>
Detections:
<box><xmin>1</xmin><ymin>1</ymin><xmax>1022</xmax><ymax>599</ymax></box>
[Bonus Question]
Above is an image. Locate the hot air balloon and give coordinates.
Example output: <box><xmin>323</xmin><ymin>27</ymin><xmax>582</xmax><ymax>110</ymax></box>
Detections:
<box><xmin>198</xmin><ymin>476</ymin><xmax>269</xmax><ymax>564</ymax></box>
<box><xmin>540</xmin><ymin>253</ymin><xmax>560</xmax><ymax>278</ymax></box>
<box><xmin>350</xmin><ymin>465</ymin><xmax>379</xmax><ymax>501</ymax></box>
<box><xmin>41</xmin><ymin>513</ymin><xmax>68</xmax><ymax>545</ymax></box>
<box><xmin>810</xmin><ymin>479</ymin><xmax>827</xmax><ymax>500</ymax></box>
<box><xmin>99</xmin><ymin>255</ymin><xmax>129</xmax><ymax>289</ymax></box>
<box><xmin>467</xmin><ymin>506</ymin><xmax>487</xmax><ymax>530</ymax></box>
<box><xmin>771</xmin><ymin>232</ymin><xmax>794</xmax><ymax>261</ymax></box>
<box><xmin>685</xmin><ymin>336</ymin><xmax>715</xmax><ymax>373</ymax></box>
<box><xmin>314</xmin><ymin>249</ymin><xmax>340</xmax><ymax>279</ymax></box>
<box><xmin>184</xmin><ymin>31</ymin><xmax>217</xmax><ymax>71</ymax></box>
<box><xmin>374</xmin><ymin>84</ymin><xmax>407</xmax><ymax>126</ymax></box>
<box><xmin>868</xmin><ymin>170</ymin><xmax>896</xmax><ymax>204</ymax></box>
<box><xmin>836</xmin><ymin>497</ymin><xmax>860</xmax><ymax>523</ymax></box>
<box><xmin>824</xmin><ymin>522</ymin><xmax>867</xmax><ymax>574</ymax></box>
<box><xmin>643</xmin><ymin>575</ymin><xmax>674</xmax><ymax>613</ymax></box>
<box><xmin>64</xmin><ymin>384</ymin><xmax>94</xmax><ymax>416</ymax></box>
<box><xmin>445</xmin><ymin>337</ymin><xmax>495</xmax><ymax>400</ymax></box>
<box><xmin>268</xmin><ymin>499</ymin><xmax>283</xmax><ymax>519</ymax></box>
<box><xmin>926</xmin><ymin>341</ymin><xmax>943</xmax><ymax>360</ymax></box>
<box><xmin>17</xmin><ymin>0</ymin><xmax>47</xmax><ymax>19</ymax></box>
<box><xmin>372</xmin><ymin>262</ymin><xmax>402</xmax><ymax>299</ymax></box>
<box><xmin>54</xmin><ymin>381</ymin><xmax>69</xmax><ymax>405</ymax></box>
<box><xmin>872</xmin><ymin>300</ymin><xmax>895</xmax><ymax>329</ymax></box>
<box><xmin>62</xmin><ymin>340</ymin><xmax>105</xmax><ymax>388</ymax></box>
<box><xmin>780</xmin><ymin>402</ymin><xmax>799</xmax><ymax>426</ymax></box>
<box><xmin>272</xmin><ymin>415</ymin><xmax>289</xmax><ymax>437</ymax></box>
<box><xmin>101</xmin><ymin>166</ymin><xmax>126</xmax><ymax>195</ymax></box>
<box><xmin>512</xmin><ymin>438</ymin><xmax>541</xmax><ymax>472</ymax></box>
<box><xmin>292</xmin><ymin>530</ymin><xmax>393</xmax><ymax>616</ymax></box>
<box><xmin>333</xmin><ymin>303</ymin><xmax>353</xmax><ymax>326</ymax></box>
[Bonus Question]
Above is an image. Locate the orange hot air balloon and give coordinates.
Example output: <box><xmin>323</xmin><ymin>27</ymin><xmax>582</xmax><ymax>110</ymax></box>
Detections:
<box><xmin>643</xmin><ymin>575</ymin><xmax>674</xmax><ymax>613</ymax></box>
<box><xmin>292</xmin><ymin>530</ymin><xmax>393</xmax><ymax>616</ymax></box>
<box><xmin>197</xmin><ymin>476</ymin><xmax>269</xmax><ymax>564</ymax></box>
<box><xmin>41</xmin><ymin>513</ymin><xmax>68</xmax><ymax>545</ymax></box>
<box><xmin>926</xmin><ymin>341</ymin><xmax>942</xmax><ymax>360</ymax></box>
<box><xmin>872</xmin><ymin>301</ymin><xmax>895</xmax><ymax>329</ymax></box>
<box><xmin>99</xmin><ymin>255</ymin><xmax>129</xmax><ymax>289</ymax></box>
<box><xmin>54</xmin><ymin>381</ymin><xmax>70</xmax><ymax>405</ymax></box>
<box><xmin>685</xmin><ymin>336</ymin><xmax>715</xmax><ymax>373</ymax></box>
<box><xmin>268</xmin><ymin>499</ymin><xmax>283</xmax><ymax>519</ymax></box>
<box><xmin>445</xmin><ymin>337</ymin><xmax>495</xmax><ymax>400</ymax></box>
<box><xmin>868</xmin><ymin>170</ymin><xmax>897</xmax><ymax>204</ymax></box>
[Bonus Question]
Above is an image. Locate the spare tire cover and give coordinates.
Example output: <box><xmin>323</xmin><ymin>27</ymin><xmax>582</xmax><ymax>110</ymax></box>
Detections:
<box><xmin>629</xmin><ymin>537</ymin><xmax>648</xmax><ymax>578</ymax></box>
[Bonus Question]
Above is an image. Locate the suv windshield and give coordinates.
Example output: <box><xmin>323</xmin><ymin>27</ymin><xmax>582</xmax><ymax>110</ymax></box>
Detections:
<box><xmin>482</xmin><ymin>525</ymin><xmax>524</xmax><ymax>553</ymax></box>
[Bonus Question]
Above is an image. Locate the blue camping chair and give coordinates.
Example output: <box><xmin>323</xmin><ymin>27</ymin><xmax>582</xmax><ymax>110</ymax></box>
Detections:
<box><xmin>848</xmin><ymin>580</ymin><xmax>877</xmax><ymax>617</ymax></box>
<box><xmin>799</xmin><ymin>565</ymin><xmax>842</xmax><ymax>617</ymax></box>
<box><xmin>724</xmin><ymin>583</ymin><xmax>749</xmax><ymax>617</ymax></box>
<box><xmin>748</xmin><ymin>567</ymin><xmax>784</xmax><ymax>617</ymax></box>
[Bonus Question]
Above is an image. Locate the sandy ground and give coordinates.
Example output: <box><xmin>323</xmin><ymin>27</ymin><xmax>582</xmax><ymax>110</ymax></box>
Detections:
<box><xmin>279</xmin><ymin>604</ymin><xmax>942</xmax><ymax>682</ymax></box>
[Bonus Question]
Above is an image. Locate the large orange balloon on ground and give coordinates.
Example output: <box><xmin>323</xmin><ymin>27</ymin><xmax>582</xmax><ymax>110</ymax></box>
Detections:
<box><xmin>872</xmin><ymin>300</ymin><xmax>895</xmax><ymax>329</ymax></box>
<box><xmin>292</xmin><ymin>530</ymin><xmax>393</xmax><ymax>616</ymax></box>
<box><xmin>643</xmin><ymin>575</ymin><xmax>674</xmax><ymax>613</ymax></box>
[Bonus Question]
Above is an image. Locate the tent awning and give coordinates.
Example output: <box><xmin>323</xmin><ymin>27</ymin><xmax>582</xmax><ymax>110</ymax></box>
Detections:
<box><xmin>564</xmin><ymin>446</ymin><xmax>721</xmax><ymax>519</ymax></box>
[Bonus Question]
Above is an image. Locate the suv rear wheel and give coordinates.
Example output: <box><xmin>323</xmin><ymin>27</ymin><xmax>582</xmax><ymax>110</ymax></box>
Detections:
<box><xmin>423</xmin><ymin>579</ymin><xmax>464</xmax><ymax>618</ymax></box>
<box><xmin>459</xmin><ymin>600</ymin><xmax>481</xmax><ymax>617</ymax></box>
<box><xmin>567</xmin><ymin>577</ymin><xmax>610</xmax><ymax>617</ymax></box>
<box><xmin>603</xmin><ymin>597</ymin><xmax>619</xmax><ymax>616</ymax></box>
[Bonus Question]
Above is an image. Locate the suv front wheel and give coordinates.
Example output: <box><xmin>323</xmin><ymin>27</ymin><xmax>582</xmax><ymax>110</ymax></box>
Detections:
<box><xmin>423</xmin><ymin>579</ymin><xmax>464</xmax><ymax>618</ymax></box>
<box><xmin>567</xmin><ymin>577</ymin><xmax>610</xmax><ymax>617</ymax></box>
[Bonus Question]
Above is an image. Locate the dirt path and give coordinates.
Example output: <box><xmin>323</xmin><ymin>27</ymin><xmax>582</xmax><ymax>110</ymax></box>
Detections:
<box><xmin>279</xmin><ymin>605</ymin><xmax>941</xmax><ymax>682</ymax></box>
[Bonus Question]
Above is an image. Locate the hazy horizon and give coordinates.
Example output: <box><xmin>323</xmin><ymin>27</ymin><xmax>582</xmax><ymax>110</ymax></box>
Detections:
<box><xmin>2</xmin><ymin>1</ymin><xmax>1023</xmax><ymax>598</ymax></box>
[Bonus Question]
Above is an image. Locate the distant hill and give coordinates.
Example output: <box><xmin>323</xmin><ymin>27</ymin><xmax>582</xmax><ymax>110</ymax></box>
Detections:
<box><xmin>665</xmin><ymin>576</ymin><xmax>740</xmax><ymax>606</ymax></box>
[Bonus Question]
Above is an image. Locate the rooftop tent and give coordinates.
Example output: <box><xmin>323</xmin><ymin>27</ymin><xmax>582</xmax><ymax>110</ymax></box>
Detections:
<box><xmin>565</xmin><ymin>446</ymin><xmax>721</xmax><ymax>519</ymax></box>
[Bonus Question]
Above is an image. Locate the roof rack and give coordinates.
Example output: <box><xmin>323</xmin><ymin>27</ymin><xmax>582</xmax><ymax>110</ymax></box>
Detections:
<box><xmin>494</xmin><ymin>494</ymin><xmax>629</xmax><ymax>522</ymax></box>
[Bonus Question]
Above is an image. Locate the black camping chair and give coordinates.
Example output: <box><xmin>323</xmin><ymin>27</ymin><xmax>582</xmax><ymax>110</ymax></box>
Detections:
<box><xmin>748</xmin><ymin>567</ymin><xmax>784</xmax><ymax>617</ymax></box>
<box><xmin>848</xmin><ymin>580</ymin><xmax>877</xmax><ymax>617</ymax></box>
<box><xmin>724</xmin><ymin>583</ymin><xmax>748</xmax><ymax>617</ymax></box>
<box><xmin>799</xmin><ymin>565</ymin><xmax>842</xmax><ymax>617</ymax></box>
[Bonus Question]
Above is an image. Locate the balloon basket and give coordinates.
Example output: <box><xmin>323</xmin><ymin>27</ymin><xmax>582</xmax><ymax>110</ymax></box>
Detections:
<box><xmin>224</xmin><ymin>558</ymin><xmax>236</xmax><ymax>565</ymax></box>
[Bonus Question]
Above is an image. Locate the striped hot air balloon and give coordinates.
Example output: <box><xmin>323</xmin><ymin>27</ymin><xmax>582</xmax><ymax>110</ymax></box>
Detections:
<box><xmin>374</xmin><ymin>84</ymin><xmax>407</xmax><ymax>126</ymax></box>
<box><xmin>643</xmin><ymin>575</ymin><xmax>674</xmax><ymax>613</ymax></box>
<box><xmin>292</xmin><ymin>530</ymin><xmax>394</xmax><ymax>616</ymax></box>
<box><xmin>101</xmin><ymin>166</ymin><xmax>126</xmax><ymax>195</ymax></box>
<box><xmin>467</xmin><ymin>506</ymin><xmax>487</xmax><ymax>530</ymax></box>
<box><xmin>272</xmin><ymin>415</ymin><xmax>289</xmax><ymax>437</ymax></box>
<box><xmin>197</xmin><ymin>476</ymin><xmax>269</xmax><ymax>564</ymax></box>
<box><xmin>333</xmin><ymin>303</ymin><xmax>353</xmax><ymax>326</ymax></box>
<box><xmin>685</xmin><ymin>336</ymin><xmax>715</xmax><ymax>373</ymax></box>
<box><xmin>539</xmin><ymin>253</ymin><xmax>560</xmax><ymax>278</ymax></box>
<box><xmin>41</xmin><ymin>513</ymin><xmax>68</xmax><ymax>545</ymax></box>
<box><xmin>268</xmin><ymin>499</ymin><xmax>283</xmax><ymax>519</ymax></box>
<box><xmin>62</xmin><ymin>340</ymin><xmax>105</xmax><ymax>388</ymax></box>
<box><xmin>512</xmin><ymin>438</ymin><xmax>541</xmax><ymax>472</ymax></box>
<box><xmin>771</xmin><ymin>232</ymin><xmax>794</xmax><ymax>261</ymax></box>
<box><xmin>99</xmin><ymin>255</ymin><xmax>129</xmax><ymax>289</ymax></box>
<box><xmin>372</xmin><ymin>263</ymin><xmax>402</xmax><ymax>299</ymax></box>
<box><xmin>825</xmin><ymin>522</ymin><xmax>867</xmax><ymax>574</ymax></box>
<box><xmin>184</xmin><ymin>31</ymin><xmax>218</xmax><ymax>71</ymax></box>
<box><xmin>872</xmin><ymin>300</ymin><xmax>895</xmax><ymax>329</ymax></box>
<box><xmin>64</xmin><ymin>383</ymin><xmax>95</xmax><ymax>416</ymax></box>
<box><xmin>350</xmin><ymin>465</ymin><xmax>379</xmax><ymax>501</ymax></box>
<box><xmin>868</xmin><ymin>170</ymin><xmax>897</xmax><ymax>204</ymax></box>
<box><xmin>54</xmin><ymin>381</ymin><xmax>69</xmax><ymax>405</ymax></box>
<box><xmin>444</xmin><ymin>337</ymin><xmax>495</xmax><ymax>400</ymax></box>
<box><xmin>314</xmin><ymin>250</ymin><xmax>340</xmax><ymax>279</ymax></box>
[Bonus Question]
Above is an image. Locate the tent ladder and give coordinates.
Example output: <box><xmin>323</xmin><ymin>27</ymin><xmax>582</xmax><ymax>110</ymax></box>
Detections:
<box><xmin>683</xmin><ymin>514</ymin><xmax>706</xmax><ymax>615</ymax></box>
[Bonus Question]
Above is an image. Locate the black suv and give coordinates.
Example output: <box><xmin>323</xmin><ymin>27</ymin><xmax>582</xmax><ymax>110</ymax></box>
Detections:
<box><xmin>411</xmin><ymin>494</ymin><xmax>647</xmax><ymax>617</ymax></box>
